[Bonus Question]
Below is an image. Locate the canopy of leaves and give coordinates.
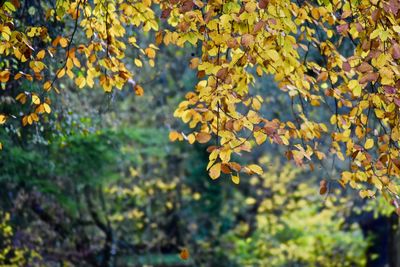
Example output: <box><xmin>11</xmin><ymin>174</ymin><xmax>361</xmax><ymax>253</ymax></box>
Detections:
<box><xmin>0</xmin><ymin>0</ymin><xmax>399</xmax><ymax>202</ymax></box>
<box><xmin>0</xmin><ymin>0</ymin><xmax>400</xmax><ymax>265</ymax></box>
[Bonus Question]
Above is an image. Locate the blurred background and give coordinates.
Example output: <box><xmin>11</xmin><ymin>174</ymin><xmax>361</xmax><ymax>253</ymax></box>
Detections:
<box><xmin>0</xmin><ymin>1</ymin><xmax>399</xmax><ymax>267</ymax></box>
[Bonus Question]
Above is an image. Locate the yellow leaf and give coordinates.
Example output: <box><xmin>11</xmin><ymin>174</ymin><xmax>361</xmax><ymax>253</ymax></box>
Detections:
<box><xmin>189</xmin><ymin>58</ymin><xmax>199</xmax><ymax>69</ymax></box>
<box><xmin>219</xmin><ymin>149</ymin><xmax>231</xmax><ymax>163</ymax></box>
<box><xmin>169</xmin><ymin>131</ymin><xmax>181</xmax><ymax>142</ymax></box>
<box><xmin>43</xmin><ymin>81</ymin><xmax>52</xmax><ymax>91</ymax></box>
<box><xmin>186</xmin><ymin>133</ymin><xmax>194</xmax><ymax>144</ymax></box>
<box><xmin>266</xmin><ymin>50</ymin><xmax>279</xmax><ymax>61</ymax></box>
<box><xmin>209</xmin><ymin>163</ymin><xmax>221</xmax><ymax>180</ymax></box>
<box><xmin>245</xmin><ymin>197</ymin><xmax>256</xmax><ymax>205</ymax></box>
<box><xmin>311</xmin><ymin>8</ymin><xmax>320</xmax><ymax>20</ymax></box>
<box><xmin>3</xmin><ymin>1</ymin><xmax>16</xmax><ymax>12</ymax></box>
<box><xmin>32</xmin><ymin>94</ymin><xmax>40</xmax><ymax>105</ymax></box>
<box><xmin>43</xmin><ymin>103</ymin><xmax>51</xmax><ymax>114</ymax></box>
<box><xmin>349</xmin><ymin>80</ymin><xmax>361</xmax><ymax>96</ymax></box>
<box><xmin>22</xmin><ymin>116</ymin><xmax>27</xmax><ymax>126</ymax></box>
<box><xmin>359</xmin><ymin>189</ymin><xmax>375</xmax><ymax>199</ymax></box>
<box><xmin>27</xmin><ymin>115</ymin><xmax>32</xmax><ymax>125</ymax></box>
<box><xmin>247</xmin><ymin>164</ymin><xmax>263</xmax><ymax>175</ymax></box>
<box><xmin>371</xmin><ymin>176</ymin><xmax>383</xmax><ymax>190</ymax></box>
<box><xmin>254</xmin><ymin>131</ymin><xmax>267</xmax><ymax>145</ymax></box>
<box><xmin>364</xmin><ymin>138</ymin><xmax>374</xmax><ymax>150</ymax></box>
<box><xmin>16</xmin><ymin>93</ymin><xmax>27</xmax><ymax>104</ymax></box>
<box><xmin>144</xmin><ymin>47</ymin><xmax>156</xmax><ymax>59</ymax></box>
<box><xmin>59</xmin><ymin>37</ymin><xmax>68</xmax><ymax>47</ymax></box>
<box><xmin>256</xmin><ymin>66</ymin><xmax>263</xmax><ymax>77</ymax></box>
<box><xmin>37</xmin><ymin>49</ymin><xmax>46</xmax><ymax>60</ymax></box>
<box><xmin>31</xmin><ymin>113</ymin><xmax>38</xmax><ymax>122</ymax></box>
<box><xmin>57</xmin><ymin>68</ymin><xmax>65</xmax><ymax>78</ymax></box>
<box><xmin>0</xmin><ymin>114</ymin><xmax>6</xmax><ymax>124</ymax></box>
<box><xmin>75</xmin><ymin>76</ymin><xmax>86</xmax><ymax>89</ymax></box>
<box><xmin>231</xmin><ymin>174</ymin><xmax>240</xmax><ymax>184</ymax></box>
<box><xmin>134</xmin><ymin>58</ymin><xmax>143</xmax><ymax>67</ymax></box>
<box><xmin>0</xmin><ymin>70</ymin><xmax>10</xmax><ymax>82</ymax></box>
<box><xmin>370</xmin><ymin>29</ymin><xmax>381</xmax><ymax>39</ymax></box>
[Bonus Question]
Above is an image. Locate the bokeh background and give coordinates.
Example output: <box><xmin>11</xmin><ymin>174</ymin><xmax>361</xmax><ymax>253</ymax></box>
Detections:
<box><xmin>0</xmin><ymin>1</ymin><xmax>399</xmax><ymax>266</ymax></box>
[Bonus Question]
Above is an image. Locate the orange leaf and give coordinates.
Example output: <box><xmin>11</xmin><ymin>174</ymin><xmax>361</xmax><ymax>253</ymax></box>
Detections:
<box><xmin>319</xmin><ymin>180</ymin><xmax>328</xmax><ymax>195</ymax></box>
<box><xmin>196</xmin><ymin>132</ymin><xmax>211</xmax><ymax>143</ymax></box>
<box><xmin>169</xmin><ymin>131</ymin><xmax>182</xmax><ymax>142</ymax></box>
<box><xmin>134</xmin><ymin>85</ymin><xmax>144</xmax><ymax>96</ymax></box>
<box><xmin>179</xmin><ymin>248</ymin><xmax>189</xmax><ymax>260</ymax></box>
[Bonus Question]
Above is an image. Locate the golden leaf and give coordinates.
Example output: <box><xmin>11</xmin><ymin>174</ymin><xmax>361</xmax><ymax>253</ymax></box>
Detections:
<box><xmin>0</xmin><ymin>114</ymin><xmax>6</xmax><ymax>124</ymax></box>
<box><xmin>231</xmin><ymin>174</ymin><xmax>240</xmax><ymax>184</ymax></box>
<box><xmin>209</xmin><ymin>163</ymin><xmax>221</xmax><ymax>180</ymax></box>
<box><xmin>179</xmin><ymin>248</ymin><xmax>189</xmax><ymax>260</ymax></box>
<box><xmin>364</xmin><ymin>138</ymin><xmax>374</xmax><ymax>150</ymax></box>
<box><xmin>31</xmin><ymin>94</ymin><xmax>40</xmax><ymax>105</ymax></box>
<box><xmin>134</xmin><ymin>85</ymin><xmax>144</xmax><ymax>96</ymax></box>
<box><xmin>196</xmin><ymin>132</ymin><xmax>211</xmax><ymax>143</ymax></box>
<box><xmin>43</xmin><ymin>103</ymin><xmax>51</xmax><ymax>114</ymax></box>
<box><xmin>246</xmin><ymin>164</ymin><xmax>263</xmax><ymax>175</ymax></box>
<box><xmin>169</xmin><ymin>131</ymin><xmax>182</xmax><ymax>142</ymax></box>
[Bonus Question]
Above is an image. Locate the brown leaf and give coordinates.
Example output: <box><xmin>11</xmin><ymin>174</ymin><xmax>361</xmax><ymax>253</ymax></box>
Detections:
<box><xmin>197</xmin><ymin>70</ymin><xmax>205</xmax><ymax>79</ymax></box>
<box><xmin>384</xmin><ymin>86</ymin><xmax>396</xmax><ymax>94</ymax></box>
<box><xmin>362</xmin><ymin>40</ymin><xmax>371</xmax><ymax>51</ymax></box>
<box><xmin>355</xmin><ymin>23</ymin><xmax>363</xmax><ymax>32</ymax></box>
<box><xmin>342</xmin><ymin>61</ymin><xmax>351</xmax><ymax>72</ymax></box>
<box><xmin>394</xmin><ymin>98</ymin><xmax>400</xmax><ymax>107</ymax></box>
<box><xmin>221</xmin><ymin>164</ymin><xmax>231</xmax><ymax>174</ymax></box>
<box><xmin>392</xmin><ymin>43</ymin><xmax>400</xmax><ymax>60</ymax></box>
<box><xmin>319</xmin><ymin>180</ymin><xmax>328</xmax><ymax>195</ymax></box>
<box><xmin>253</xmin><ymin>21</ymin><xmax>265</xmax><ymax>33</ymax></box>
<box><xmin>206</xmin><ymin>146</ymin><xmax>217</xmax><ymax>152</ymax></box>
<box><xmin>161</xmin><ymin>8</ymin><xmax>171</xmax><ymax>19</ymax></box>
<box><xmin>337</xmin><ymin>24</ymin><xmax>349</xmax><ymax>35</ymax></box>
<box><xmin>178</xmin><ymin>21</ymin><xmax>190</xmax><ymax>32</ymax></box>
<box><xmin>228</xmin><ymin>162</ymin><xmax>241</xmax><ymax>172</ymax></box>
<box><xmin>359</xmin><ymin>72</ymin><xmax>379</xmax><ymax>84</ymax></box>
<box><xmin>357</xmin><ymin>62</ymin><xmax>373</xmax><ymax>73</ymax></box>
<box><xmin>227</xmin><ymin>38</ymin><xmax>239</xmax><ymax>49</ymax></box>
<box><xmin>241</xmin><ymin>34</ymin><xmax>255</xmax><ymax>47</ymax></box>
<box><xmin>225</xmin><ymin>120</ymin><xmax>234</xmax><ymax>131</ymax></box>
<box><xmin>259</xmin><ymin>0</ymin><xmax>269</xmax><ymax>9</ymax></box>
<box><xmin>371</xmin><ymin>9</ymin><xmax>381</xmax><ymax>22</ymax></box>
<box><xmin>216</xmin><ymin>67</ymin><xmax>229</xmax><ymax>80</ymax></box>
<box><xmin>179</xmin><ymin>0</ymin><xmax>194</xmax><ymax>13</ymax></box>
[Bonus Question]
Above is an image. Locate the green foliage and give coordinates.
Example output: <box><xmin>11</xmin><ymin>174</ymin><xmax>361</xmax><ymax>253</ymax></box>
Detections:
<box><xmin>0</xmin><ymin>212</ymin><xmax>41</xmax><ymax>266</ymax></box>
<box><xmin>222</xmin><ymin>156</ymin><xmax>369</xmax><ymax>267</ymax></box>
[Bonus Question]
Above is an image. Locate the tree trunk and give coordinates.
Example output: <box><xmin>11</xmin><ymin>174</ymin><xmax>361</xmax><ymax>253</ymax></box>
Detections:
<box><xmin>389</xmin><ymin>214</ymin><xmax>400</xmax><ymax>267</ymax></box>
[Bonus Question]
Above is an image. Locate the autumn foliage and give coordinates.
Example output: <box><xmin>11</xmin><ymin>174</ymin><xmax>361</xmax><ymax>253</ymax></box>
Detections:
<box><xmin>0</xmin><ymin>0</ymin><xmax>400</xmax><ymax>203</ymax></box>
